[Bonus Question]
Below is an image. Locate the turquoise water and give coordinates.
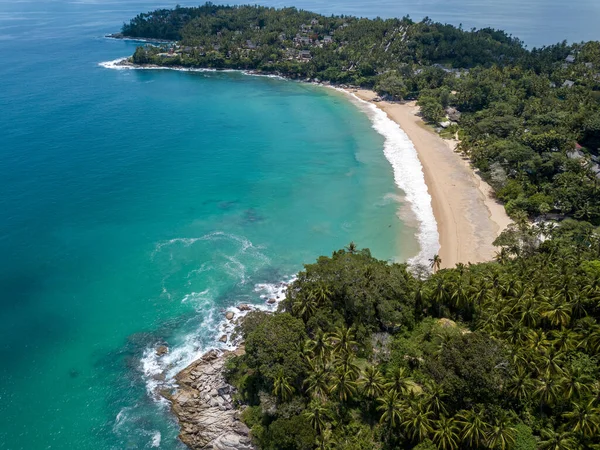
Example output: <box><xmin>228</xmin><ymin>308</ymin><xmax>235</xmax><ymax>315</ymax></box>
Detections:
<box><xmin>0</xmin><ymin>1</ymin><xmax>598</xmax><ymax>449</ymax></box>
<box><xmin>0</xmin><ymin>4</ymin><xmax>420</xmax><ymax>450</ymax></box>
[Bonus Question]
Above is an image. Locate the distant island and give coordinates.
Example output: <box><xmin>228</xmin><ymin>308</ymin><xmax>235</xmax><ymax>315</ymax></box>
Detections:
<box><xmin>114</xmin><ymin>4</ymin><xmax>600</xmax><ymax>450</ymax></box>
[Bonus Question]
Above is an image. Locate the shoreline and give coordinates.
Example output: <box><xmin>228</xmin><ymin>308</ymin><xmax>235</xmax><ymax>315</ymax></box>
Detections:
<box><xmin>349</xmin><ymin>90</ymin><xmax>511</xmax><ymax>269</ymax></box>
<box><xmin>100</xmin><ymin>58</ymin><xmax>511</xmax><ymax>268</ymax></box>
<box><xmin>101</xmin><ymin>60</ymin><xmax>514</xmax><ymax>447</ymax></box>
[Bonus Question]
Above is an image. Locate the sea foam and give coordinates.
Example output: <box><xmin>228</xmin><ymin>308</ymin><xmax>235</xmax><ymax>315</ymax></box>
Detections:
<box><xmin>140</xmin><ymin>231</ymin><xmax>293</xmax><ymax>404</ymax></box>
<box><xmin>343</xmin><ymin>92</ymin><xmax>440</xmax><ymax>267</ymax></box>
<box><xmin>99</xmin><ymin>57</ymin><xmax>238</xmax><ymax>73</ymax></box>
<box><xmin>139</xmin><ymin>275</ymin><xmax>295</xmax><ymax>402</ymax></box>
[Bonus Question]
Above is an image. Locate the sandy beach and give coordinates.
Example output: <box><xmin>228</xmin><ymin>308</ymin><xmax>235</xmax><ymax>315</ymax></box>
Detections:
<box><xmin>350</xmin><ymin>89</ymin><xmax>511</xmax><ymax>269</ymax></box>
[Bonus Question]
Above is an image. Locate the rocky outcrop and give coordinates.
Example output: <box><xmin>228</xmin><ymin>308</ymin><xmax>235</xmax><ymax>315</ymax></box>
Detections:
<box><xmin>445</xmin><ymin>106</ymin><xmax>461</xmax><ymax>122</ymax></box>
<box><xmin>164</xmin><ymin>348</ymin><xmax>254</xmax><ymax>450</ymax></box>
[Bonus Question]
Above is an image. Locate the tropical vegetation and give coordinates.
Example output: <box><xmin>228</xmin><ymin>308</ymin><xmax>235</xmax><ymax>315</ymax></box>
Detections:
<box><xmin>225</xmin><ymin>220</ymin><xmax>600</xmax><ymax>449</ymax></box>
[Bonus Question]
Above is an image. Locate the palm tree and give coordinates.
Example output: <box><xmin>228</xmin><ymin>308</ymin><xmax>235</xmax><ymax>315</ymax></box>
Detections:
<box><xmin>307</xmin><ymin>329</ymin><xmax>331</xmax><ymax>363</ymax></box>
<box><xmin>346</xmin><ymin>241</ymin><xmax>357</xmax><ymax>254</ymax></box>
<box><xmin>401</xmin><ymin>400</ymin><xmax>434</xmax><ymax>442</ymax></box>
<box><xmin>311</xmin><ymin>283</ymin><xmax>332</xmax><ymax>307</ymax></box>
<box><xmin>330</xmin><ymin>368</ymin><xmax>357</xmax><ymax>403</ymax></box>
<box><xmin>516</xmin><ymin>297</ymin><xmax>541</xmax><ymax>328</ymax></box>
<box><xmin>560</xmin><ymin>369</ymin><xmax>591</xmax><ymax>402</ymax></box>
<box><xmin>377</xmin><ymin>390</ymin><xmax>404</xmax><ymax>428</ymax></box>
<box><xmin>507</xmin><ymin>365</ymin><xmax>535</xmax><ymax>403</ymax></box>
<box><xmin>360</xmin><ymin>365</ymin><xmax>385</xmax><ymax>400</ymax></box>
<box><xmin>423</xmin><ymin>382</ymin><xmax>449</xmax><ymax>417</ymax></box>
<box><xmin>582</xmin><ymin>274</ymin><xmax>600</xmax><ymax>300</ymax></box>
<box><xmin>456</xmin><ymin>408</ymin><xmax>489</xmax><ymax>448</ymax></box>
<box><xmin>541</xmin><ymin>295</ymin><xmax>572</xmax><ymax>328</ymax></box>
<box><xmin>333</xmin><ymin>352</ymin><xmax>360</xmax><ymax>380</ymax></box>
<box><xmin>535</xmin><ymin>376</ymin><xmax>561</xmax><ymax>412</ymax></box>
<box><xmin>293</xmin><ymin>293</ymin><xmax>318</xmax><ymax>321</ymax></box>
<box><xmin>304</xmin><ymin>402</ymin><xmax>332</xmax><ymax>435</ymax></box>
<box><xmin>273</xmin><ymin>368</ymin><xmax>294</xmax><ymax>402</ymax></box>
<box><xmin>538</xmin><ymin>429</ymin><xmax>578</xmax><ymax>450</ymax></box>
<box><xmin>576</xmin><ymin>317</ymin><xmax>600</xmax><ymax>353</ymax></box>
<box><xmin>315</xmin><ymin>426</ymin><xmax>334</xmax><ymax>450</ymax></box>
<box><xmin>562</xmin><ymin>401</ymin><xmax>600</xmax><ymax>438</ymax></box>
<box><xmin>485</xmin><ymin>413</ymin><xmax>516</xmax><ymax>450</ymax></box>
<box><xmin>327</xmin><ymin>326</ymin><xmax>357</xmax><ymax>356</ymax></box>
<box><xmin>429</xmin><ymin>254</ymin><xmax>442</xmax><ymax>273</ymax></box>
<box><xmin>526</xmin><ymin>329</ymin><xmax>550</xmax><ymax>354</ymax></box>
<box><xmin>305</xmin><ymin>366</ymin><xmax>331</xmax><ymax>400</ymax></box>
<box><xmin>494</xmin><ymin>248</ymin><xmax>510</xmax><ymax>264</ymax></box>
<box><xmin>414</xmin><ymin>280</ymin><xmax>431</xmax><ymax>316</ymax></box>
<box><xmin>569</xmin><ymin>293</ymin><xmax>589</xmax><ymax>320</ymax></box>
<box><xmin>432</xmin><ymin>416</ymin><xmax>460</xmax><ymax>450</ymax></box>
<box><xmin>450</xmin><ymin>281</ymin><xmax>470</xmax><ymax>311</ymax></box>
<box><xmin>385</xmin><ymin>367</ymin><xmax>419</xmax><ymax>396</ymax></box>
<box><xmin>431</xmin><ymin>276</ymin><xmax>448</xmax><ymax>316</ymax></box>
<box><xmin>503</xmin><ymin>323</ymin><xmax>528</xmax><ymax>347</ymax></box>
<box><xmin>539</xmin><ymin>349</ymin><xmax>566</xmax><ymax>378</ymax></box>
<box><xmin>550</xmin><ymin>328</ymin><xmax>579</xmax><ymax>354</ymax></box>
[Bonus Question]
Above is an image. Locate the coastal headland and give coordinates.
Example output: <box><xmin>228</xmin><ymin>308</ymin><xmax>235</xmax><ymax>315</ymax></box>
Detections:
<box><xmin>349</xmin><ymin>89</ymin><xmax>512</xmax><ymax>269</ymax></box>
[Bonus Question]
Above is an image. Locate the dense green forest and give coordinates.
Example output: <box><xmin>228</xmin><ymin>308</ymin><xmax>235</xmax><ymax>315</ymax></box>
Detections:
<box><xmin>121</xmin><ymin>3</ymin><xmax>600</xmax><ymax>224</ymax></box>
<box><xmin>225</xmin><ymin>221</ymin><xmax>600</xmax><ymax>449</ymax></box>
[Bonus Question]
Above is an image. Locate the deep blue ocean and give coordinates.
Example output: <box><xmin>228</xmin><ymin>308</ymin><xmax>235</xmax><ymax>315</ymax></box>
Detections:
<box><xmin>0</xmin><ymin>1</ymin><xmax>598</xmax><ymax>449</ymax></box>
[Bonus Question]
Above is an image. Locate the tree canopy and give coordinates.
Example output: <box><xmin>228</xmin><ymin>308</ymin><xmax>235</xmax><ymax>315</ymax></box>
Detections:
<box><xmin>225</xmin><ymin>222</ymin><xmax>600</xmax><ymax>449</ymax></box>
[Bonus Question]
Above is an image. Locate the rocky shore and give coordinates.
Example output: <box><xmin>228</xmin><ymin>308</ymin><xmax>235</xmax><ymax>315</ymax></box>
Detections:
<box><xmin>107</xmin><ymin>58</ymin><xmax>360</xmax><ymax>89</ymax></box>
<box><xmin>148</xmin><ymin>281</ymin><xmax>292</xmax><ymax>449</ymax></box>
<box><xmin>105</xmin><ymin>33</ymin><xmax>175</xmax><ymax>44</ymax></box>
<box><xmin>162</xmin><ymin>348</ymin><xmax>254</xmax><ymax>450</ymax></box>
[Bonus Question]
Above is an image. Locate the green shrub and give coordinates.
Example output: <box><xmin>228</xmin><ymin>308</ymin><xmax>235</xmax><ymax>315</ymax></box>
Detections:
<box><xmin>265</xmin><ymin>414</ymin><xmax>316</xmax><ymax>450</ymax></box>
<box><xmin>513</xmin><ymin>423</ymin><xmax>537</xmax><ymax>450</ymax></box>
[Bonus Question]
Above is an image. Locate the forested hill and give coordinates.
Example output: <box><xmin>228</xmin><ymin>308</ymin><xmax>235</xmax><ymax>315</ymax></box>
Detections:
<box><xmin>121</xmin><ymin>4</ymin><xmax>600</xmax><ymax>225</ymax></box>
<box><xmin>121</xmin><ymin>3</ymin><xmax>528</xmax><ymax>69</ymax></box>
<box><xmin>225</xmin><ymin>224</ymin><xmax>600</xmax><ymax>450</ymax></box>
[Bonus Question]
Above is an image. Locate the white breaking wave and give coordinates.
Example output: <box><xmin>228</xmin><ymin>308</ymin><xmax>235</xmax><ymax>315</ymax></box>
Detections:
<box><xmin>99</xmin><ymin>57</ymin><xmax>286</xmax><ymax>81</ymax></box>
<box><xmin>98</xmin><ymin>57</ymin><xmax>130</xmax><ymax>70</ymax></box>
<box><xmin>150</xmin><ymin>430</ymin><xmax>161</xmax><ymax>448</ymax></box>
<box><xmin>139</xmin><ymin>275</ymin><xmax>296</xmax><ymax>403</ymax></box>
<box><xmin>152</xmin><ymin>231</ymin><xmax>264</xmax><ymax>258</ymax></box>
<box><xmin>99</xmin><ymin>57</ymin><xmax>238</xmax><ymax>73</ymax></box>
<box><xmin>343</xmin><ymin>92</ymin><xmax>440</xmax><ymax>266</ymax></box>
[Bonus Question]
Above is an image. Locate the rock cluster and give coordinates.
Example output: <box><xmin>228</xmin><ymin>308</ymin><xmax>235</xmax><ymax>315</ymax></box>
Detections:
<box><xmin>164</xmin><ymin>348</ymin><xmax>254</xmax><ymax>450</ymax></box>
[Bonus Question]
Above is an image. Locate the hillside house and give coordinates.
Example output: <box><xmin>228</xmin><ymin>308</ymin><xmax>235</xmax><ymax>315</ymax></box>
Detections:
<box><xmin>298</xmin><ymin>50</ymin><xmax>312</xmax><ymax>60</ymax></box>
<box><xmin>294</xmin><ymin>35</ymin><xmax>312</xmax><ymax>46</ymax></box>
